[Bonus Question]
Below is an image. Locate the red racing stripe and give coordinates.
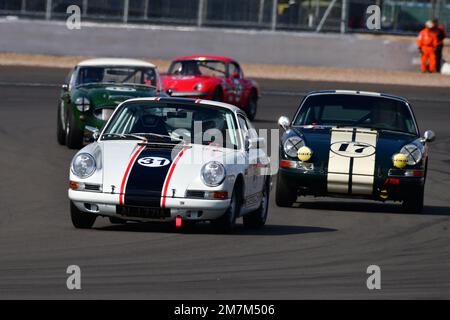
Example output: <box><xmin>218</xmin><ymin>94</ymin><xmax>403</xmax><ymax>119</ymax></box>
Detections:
<box><xmin>119</xmin><ymin>144</ymin><xmax>146</xmax><ymax>206</ymax></box>
<box><xmin>161</xmin><ymin>147</ymin><xmax>187</xmax><ymax>208</ymax></box>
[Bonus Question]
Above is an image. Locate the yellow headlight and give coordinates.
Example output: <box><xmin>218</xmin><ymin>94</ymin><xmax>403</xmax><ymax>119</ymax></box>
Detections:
<box><xmin>297</xmin><ymin>146</ymin><xmax>313</xmax><ymax>162</ymax></box>
<box><xmin>393</xmin><ymin>153</ymin><xmax>408</xmax><ymax>169</ymax></box>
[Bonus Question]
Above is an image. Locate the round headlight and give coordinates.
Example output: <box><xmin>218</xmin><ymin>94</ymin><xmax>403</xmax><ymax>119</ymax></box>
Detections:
<box><xmin>71</xmin><ymin>153</ymin><xmax>96</xmax><ymax>178</ymax></box>
<box><xmin>201</xmin><ymin>161</ymin><xmax>226</xmax><ymax>187</ymax></box>
<box><xmin>194</xmin><ymin>83</ymin><xmax>204</xmax><ymax>91</ymax></box>
<box><xmin>400</xmin><ymin>144</ymin><xmax>422</xmax><ymax>165</ymax></box>
<box><xmin>75</xmin><ymin>97</ymin><xmax>90</xmax><ymax>112</ymax></box>
<box><xmin>283</xmin><ymin>136</ymin><xmax>305</xmax><ymax>158</ymax></box>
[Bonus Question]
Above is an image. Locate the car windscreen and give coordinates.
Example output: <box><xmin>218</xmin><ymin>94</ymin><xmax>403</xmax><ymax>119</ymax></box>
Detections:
<box><xmin>102</xmin><ymin>103</ymin><xmax>240</xmax><ymax>149</ymax></box>
<box><xmin>293</xmin><ymin>94</ymin><xmax>418</xmax><ymax>135</ymax></box>
<box><xmin>76</xmin><ymin>66</ymin><xmax>158</xmax><ymax>87</ymax></box>
<box><xmin>168</xmin><ymin>60</ymin><xmax>226</xmax><ymax>78</ymax></box>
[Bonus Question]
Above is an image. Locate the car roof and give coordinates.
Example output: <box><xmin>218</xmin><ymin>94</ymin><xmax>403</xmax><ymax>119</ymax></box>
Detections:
<box><xmin>306</xmin><ymin>90</ymin><xmax>409</xmax><ymax>103</ymax></box>
<box><xmin>120</xmin><ymin>97</ymin><xmax>242</xmax><ymax>113</ymax></box>
<box><xmin>77</xmin><ymin>58</ymin><xmax>156</xmax><ymax>68</ymax></box>
<box><xmin>173</xmin><ymin>55</ymin><xmax>234</xmax><ymax>63</ymax></box>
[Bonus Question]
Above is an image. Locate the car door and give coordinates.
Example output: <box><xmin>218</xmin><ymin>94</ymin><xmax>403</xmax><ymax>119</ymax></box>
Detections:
<box><xmin>237</xmin><ymin>113</ymin><xmax>263</xmax><ymax>211</ymax></box>
<box><xmin>228</xmin><ymin>62</ymin><xmax>245</xmax><ymax>106</ymax></box>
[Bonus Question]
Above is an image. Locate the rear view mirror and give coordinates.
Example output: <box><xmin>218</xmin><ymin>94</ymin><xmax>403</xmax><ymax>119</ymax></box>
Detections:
<box><xmin>422</xmin><ymin>130</ymin><xmax>435</xmax><ymax>143</ymax></box>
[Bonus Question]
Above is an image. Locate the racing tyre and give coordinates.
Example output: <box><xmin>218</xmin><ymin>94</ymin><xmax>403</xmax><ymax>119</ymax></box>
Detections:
<box><xmin>65</xmin><ymin>111</ymin><xmax>83</xmax><ymax>149</ymax></box>
<box><xmin>70</xmin><ymin>201</ymin><xmax>97</xmax><ymax>229</ymax></box>
<box><xmin>243</xmin><ymin>180</ymin><xmax>269</xmax><ymax>229</ymax></box>
<box><xmin>275</xmin><ymin>174</ymin><xmax>296</xmax><ymax>207</ymax></box>
<box><xmin>246</xmin><ymin>92</ymin><xmax>258</xmax><ymax>121</ymax></box>
<box><xmin>402</xmin><ymin>186</ymin><xmax>424</xmax><ymax>213</ymax></box>
<box><xmin>213</xmin><ymin>186</ymin><xmax>240</xmax><ymax>233</ymax></box>
<box><xmin>56</xmin><ymin>101</ymin><xmax>66</xmax><ymax>145</ymax></box>
<box><xmin>109</xmin><ymin>217</ymin><xmax>127</xmax><ymax>224</ymax></box>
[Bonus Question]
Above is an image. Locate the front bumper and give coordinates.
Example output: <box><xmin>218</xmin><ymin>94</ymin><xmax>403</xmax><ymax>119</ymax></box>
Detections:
<box><xmin>68</xmin><ymin>189</ymin><xmax>230</xmax><ymax>221</ymax></box>
<box><xmin>278</xmin><ymin>166</ymin><xmax>425</xmax><ymax>201</ymax></box>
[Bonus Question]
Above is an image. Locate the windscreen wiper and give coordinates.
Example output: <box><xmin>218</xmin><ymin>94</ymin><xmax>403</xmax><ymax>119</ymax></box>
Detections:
<box><xmin>131</xmin><ymin>132</ymin><xmax>185</xmax><ymax>143</ymax></box>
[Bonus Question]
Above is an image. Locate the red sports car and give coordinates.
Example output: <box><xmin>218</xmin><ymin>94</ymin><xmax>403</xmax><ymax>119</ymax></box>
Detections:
<box><xmin>161</xmin><ymin>55</ymin><xmax>260</xmax><ymax>120</ymax></box>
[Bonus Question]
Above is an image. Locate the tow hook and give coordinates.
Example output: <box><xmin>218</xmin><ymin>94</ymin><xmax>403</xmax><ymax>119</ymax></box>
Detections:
<box><xmin>175</xmin><ymin>215</ymin><xmax>183</xmax><ymax>229</ymax></box>
<box><xmin>379</xmin><ymin>189</ymin><xmax>389</xmax><ymax>200</ymax></box>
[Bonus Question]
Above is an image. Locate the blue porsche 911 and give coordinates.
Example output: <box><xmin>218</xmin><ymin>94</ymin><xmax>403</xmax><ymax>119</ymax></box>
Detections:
<box><xmin>276</xmin><ymin>90</ymin><xmax>435</xmax><ymax>213</ymax></box>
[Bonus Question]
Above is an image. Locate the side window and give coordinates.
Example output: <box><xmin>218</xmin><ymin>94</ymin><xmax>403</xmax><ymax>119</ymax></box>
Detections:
<box><xmin>238</xmin><ymin>114</ymin><xmax>258</xmax><ymax>141</ymax></box>
<box><xmin>228</xmin><ymin>63</ymin><xmax>241</xmax><ymax>78</ymax></box>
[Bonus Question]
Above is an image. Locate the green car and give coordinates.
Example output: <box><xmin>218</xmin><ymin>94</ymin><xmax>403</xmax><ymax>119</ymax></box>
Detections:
<box><xmin>57</xmin><ymin>58</ymin><xmax>164</xmax><ymax>149</ymax></box>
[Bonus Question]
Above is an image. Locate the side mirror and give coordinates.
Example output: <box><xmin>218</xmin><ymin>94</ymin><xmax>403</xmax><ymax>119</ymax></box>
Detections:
<box><xmin>61</xmin><ymin>84</ymin><xmax>69</xmax><ymax>91</ymax></box>
<box><xmin>166</xmin><ymin>88</ymin><xmax>173</xmax><ymax>96</ymax></box>
<box><xmin>246</xmin><ymin>137</ymin><xmax>265</xmax><ymax>150</ymax></box>
<box><xmin>278</xmin><ymin>116</ymin><xmax>290</xmax><ymax>131</ymax></box>
<box><xmin>231</xmin><ymin>72</ymin><xmax>239</xmax><ymax>79</ymax></box>
<box><xmin>84</xmin><ymin>125</ymin><xmax>100</xmax><ymax>143</ymax></box>
<box><xmin>422</xmin><ymin>130</ymin><xmax>436</xmax><ymax>143</ymax></box>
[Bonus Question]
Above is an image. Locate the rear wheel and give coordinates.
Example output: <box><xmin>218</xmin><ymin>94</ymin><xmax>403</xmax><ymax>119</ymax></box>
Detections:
<box><xmin>70</xmin><ymin>201</ymin><xmax>97</xmax><ymax>229</ymax></box>
<box><xmin>402</xmin><ymin>186</ymin><xmax>424</xmax><ymax>213</ymax></box>
<box><xmin>65</xmin><ymin>111</ymin><xmax>83</xmax><ymax>149</ymax></box>
<box><xmin>246</xmin><ymin>91</ymin><xmax>258</xmax><ymax>121</ymax></box>
<box><xmin>56</xmin><ymin>101</ymin><xmax>66</xmax><ymax>145</ymax></box>
<box><xmin>275</xmin><ymin>174</ymin><xmax>296</xmax><ymax>207</ymax></box>
<box><xmin>243</xmin><ymin>180</ymin><xmax>269</xmax><ymax>229</ymax></box>
<box><xmin>213</xmin><ymin>185</ymin><xmax>240</xmax><ymax>233</ymax></box>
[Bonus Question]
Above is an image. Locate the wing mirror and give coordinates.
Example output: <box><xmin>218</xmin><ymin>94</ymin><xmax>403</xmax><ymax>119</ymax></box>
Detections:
<box><xmin>166</xmin><ymin>88</ymin><xmax>173</xmax><ymax>96</ymax></box>
<box><xmin>278</xmin><ymin>116</ymin><xmax>290</xmax><ymax>131</ymax></box>
<box><xmin>61</xmin><ymin>83</ymin><xmax>69</xmax><ymax>91</ymax></box>
<box><xmin>231</xmin><ymin>72</ymin><xmax>239</xmax><ymax>79</ymax></box>
<box><xmin>245</xmin><ymin>137</ymin><xmax>265</xmax><ymax>150</ymax></box>
<box><xmin>84</xmin><ymin>125</ymin><xmax>100</xmax><ymax>143</ymax></box>
<box><xmin>422</xmin><ymin>130</ymin><xmax>436</xmax><ymax>143</ymax></box>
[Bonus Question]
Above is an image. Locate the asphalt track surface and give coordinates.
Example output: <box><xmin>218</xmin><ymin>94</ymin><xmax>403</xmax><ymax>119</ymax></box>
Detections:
<box><xmin>0</xmin><ymin>66</ymin><xmax>449</xmax><ymax>299</ymax></box>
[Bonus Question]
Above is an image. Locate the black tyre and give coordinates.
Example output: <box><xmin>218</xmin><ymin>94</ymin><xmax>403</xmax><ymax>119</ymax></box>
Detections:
<box><xmin>275</xmin><ymin>174</ymin><xmax>297</xmax><ymax>207</ymax></box>
<box><xmin>402</xmin><ymin>186</ymin><xmax>424</xmax><ymax>213</ymax></box>
<box><xmin>70</xmin><ymin>201</ymin><xmax>97</xmax><ymax>229</ymax></box>
<box><xmin>56</xmin><ymin>101</ymin><xmax>66</xmax><ymax>145</ymax></box>
<box><xmin>246</xmin><ymin>91</ymin><xmax>258</xmax><ymax>121</ymax></box>
<box><xmin>65</xmin><ymin>111</ymin><xmax>84</xmax><ymax>149</ymax></box>
<box><xmin>243</xmin><ymin>180</ymin><xmax>269</xmax><ymax>229</ymax></box>
<box><xmin>213</xmin><ymin>185</ymin><xmax>240</xmax><ymax>233</ymax></box>
<box><xmin>109</xmin><ymin>217</ymin><xmax>127</xmax><ymax>224</ymax></box>
<box><xmin>212</xmin><ymin>87</ymin><xmax>223</xmax><ymax>102</ymax></box>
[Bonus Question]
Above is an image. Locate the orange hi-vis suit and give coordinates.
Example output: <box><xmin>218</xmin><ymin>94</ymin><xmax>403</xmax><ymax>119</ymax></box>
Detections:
<box><xmin>418</xmin><ymin>28</ymin><xmax>438</xmax><ymax>72</ymax></box>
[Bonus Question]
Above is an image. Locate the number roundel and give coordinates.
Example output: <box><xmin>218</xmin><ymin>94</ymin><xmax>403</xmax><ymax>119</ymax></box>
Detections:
<box><xmin>330</xmin><ymin>141</ymin><xmax>376</xmax><ymax>158</ymax></box>
<box><xmin>138</xmin><ymin>157</ymin><xmax>171</xmax><ymax>167</ymax></box>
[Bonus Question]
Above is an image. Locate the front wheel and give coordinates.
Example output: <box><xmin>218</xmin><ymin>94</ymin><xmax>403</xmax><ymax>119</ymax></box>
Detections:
<box><xmin>70</xmin><ymin>201</ymin><xmax>97</xmax><ymax>229</ymax></box>
<box><xmin>212</xmin><ymin>187</ymin><xmax>240</xmax><ymax>233</ymax></box>
<box><xmin>275</xmin><ymin>174</ymin><xmax>296</xmax><ymax>207</ymax></box>
<box><xmin>65</xmin><ymin>111</ymin><xmax>83</xmax><ymax>149</ymax></box>
<box><xmin>56</xmin><ymin>101</ymin><xmax>66</xmax><ymax>145</ymax></box>
<box><xmin>243</xmin><ymin>180</ymin><xmax>269</xmax><ymax>229</ymax></box>
<box><xmin>402</xmin><ymin>186</ymin><xmax>424</xmax><ymax>213</ymax></box>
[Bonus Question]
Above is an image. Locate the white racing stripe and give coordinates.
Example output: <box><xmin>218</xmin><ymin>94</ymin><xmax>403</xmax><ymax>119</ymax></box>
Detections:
<box><xmin>327</xmin><ymin>128</ymin><xmax>378</xmax><ymax>195</ymax></box>
<box><xmin>327</xmin><ymin>129</ymin><xmax>353</xmax><ymax>193</ymax></box>
<box><xmin>352</xmin><ymin>129</ymin><xmax>377</xmax><ymax>195</ymax></box>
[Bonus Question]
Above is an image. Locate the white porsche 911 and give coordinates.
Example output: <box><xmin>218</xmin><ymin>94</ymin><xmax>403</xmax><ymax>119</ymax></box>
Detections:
<box><xmin>68</xmin><ymin>97</ymin><xmax>270</xmax><ymax>232</ymax></box>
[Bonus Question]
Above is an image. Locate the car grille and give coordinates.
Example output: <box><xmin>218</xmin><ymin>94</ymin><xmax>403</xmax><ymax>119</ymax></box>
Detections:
<box><xmin>185</xmin><ymin>190</ymin><xmax>205</xmax><ymax>198</ymax></box>
<box><xmin>84</xmin><ymin>184</ymin><xmax>101</xmax><ymax>192</ymax></box>
<box><xmin>116</xmin><ymin>206</ymin><xmax>170</xmax><ymax>219</ymax></box>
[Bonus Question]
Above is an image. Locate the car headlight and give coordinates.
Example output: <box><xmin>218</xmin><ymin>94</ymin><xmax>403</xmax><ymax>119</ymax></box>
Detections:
<box><xmin>399</xmin><ymin>144</ymin><xmax>422</xmax><ymax>165</ymax></box>
<box><xmin>283</xmin><ymin>136</ymin><xmax>305</xmax><ymax>158</ymax></box>
<box><xmin>201</xmin><ymin>161</ymin><xmax>226</xmax><ymax>187</ymax></box>
<box><xmin>75</xmin><ymin>97</ymin><xmax>90</xmax><ymax>112</ymax></box>
<box><xmin>194</xmin><ymin>83</ymin><xmax>204</xmax><ymax>91</ymax></box>
<box><xmin>71</xmin><ymin>153</ymin><xmax>96</xmax><ymax>178</ymax></box>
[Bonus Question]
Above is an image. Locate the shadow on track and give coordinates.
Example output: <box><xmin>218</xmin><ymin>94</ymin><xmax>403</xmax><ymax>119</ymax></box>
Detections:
<box><xmin>95</xmin><ymin>222</ymin><xmax>337</xmax><ymax>236</ymax></box>
<box><xmin>292</xmin><ymin>201</ymin><xmax>450</xmax><ymax>216</ymax></box>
